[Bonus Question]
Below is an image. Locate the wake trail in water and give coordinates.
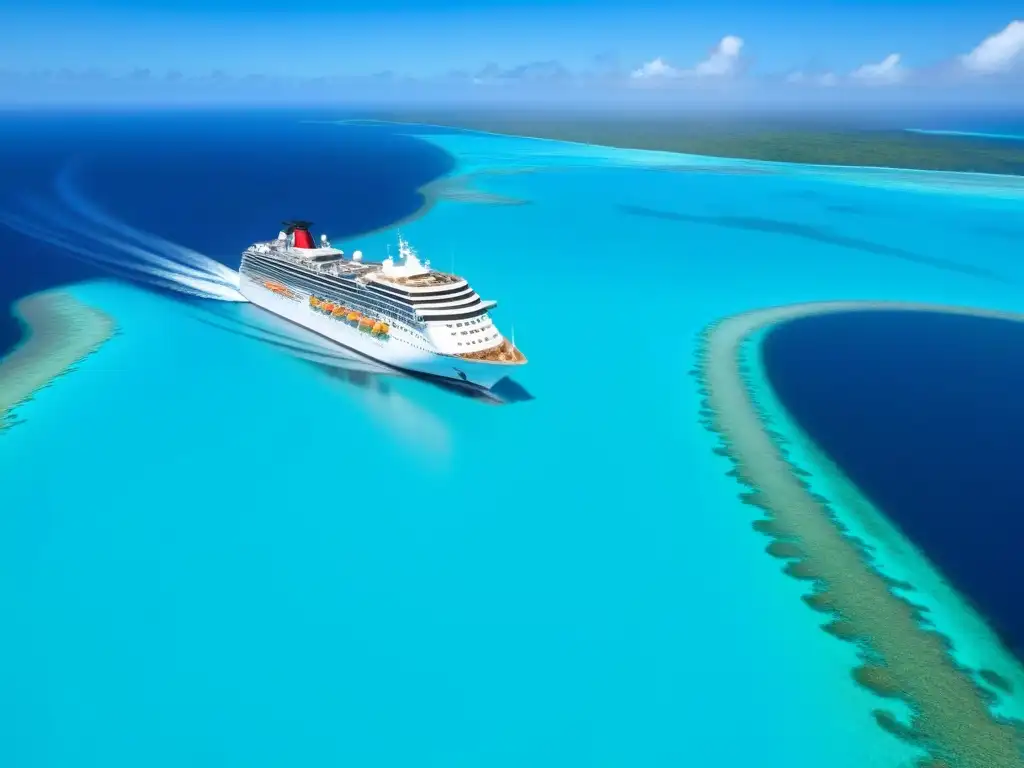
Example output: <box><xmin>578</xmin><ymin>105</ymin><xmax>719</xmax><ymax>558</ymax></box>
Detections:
<box><xmin>0</xmin><ymin>166</ymin><xmax>247</xmax><ymax>302</ymax></box>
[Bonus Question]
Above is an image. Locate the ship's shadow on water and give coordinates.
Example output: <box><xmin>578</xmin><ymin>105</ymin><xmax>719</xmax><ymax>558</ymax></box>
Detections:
<box><xmin>187</xmin><ymin>300</ymin><xmax>534</xmax><ymax>406</ymax></box>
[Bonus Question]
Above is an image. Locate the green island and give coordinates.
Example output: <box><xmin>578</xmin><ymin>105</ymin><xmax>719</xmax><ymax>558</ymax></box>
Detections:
<box><xmin>368</xmin><ymin>110</ymin><xmax>1024</xmax><ymax>175</ymax></box>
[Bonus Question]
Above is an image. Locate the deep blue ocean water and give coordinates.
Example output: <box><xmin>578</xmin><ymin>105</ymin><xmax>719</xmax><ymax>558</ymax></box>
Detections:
<box><xmin>4</xmin><ymin>109</ymin><xmax>1024</xmax><ymax>767</ymax></box>
<box><xmin>762</xmin><ymin>311</ymin><xmax>1024</xmax><ymax>659</ymax></box>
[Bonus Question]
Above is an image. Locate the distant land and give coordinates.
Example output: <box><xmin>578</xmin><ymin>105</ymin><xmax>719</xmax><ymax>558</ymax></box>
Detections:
<box><xmin>368</xmin><ymin>109</ymin><xmax>1024</xmax><ymax>176</ymax></box>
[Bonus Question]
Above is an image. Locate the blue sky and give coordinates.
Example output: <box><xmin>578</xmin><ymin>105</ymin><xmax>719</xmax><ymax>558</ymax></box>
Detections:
<box><xmin>1</xmin><ymin>0</ymin><xmax>1022</xmax><ymax>105</ymax></box>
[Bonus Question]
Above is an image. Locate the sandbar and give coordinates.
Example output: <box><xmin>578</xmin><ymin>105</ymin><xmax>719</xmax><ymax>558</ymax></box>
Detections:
<box><xmin>695</xmin><ymin>299</ymin><xmax>1024</xmax><ymax>768</ymax></box>
<box><xmin>0</xmin><ymin>290</ymin><xmax>117</xmax><ymax>429</ymax></box>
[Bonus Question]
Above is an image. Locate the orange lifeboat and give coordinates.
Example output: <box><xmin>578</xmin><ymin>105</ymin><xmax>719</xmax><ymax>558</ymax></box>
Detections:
<box><xmin>371</xmin><ymin>321</ymin><xmax>383</xmax><ymax>334</ymax></box>
<box><xmin>359</xmin><ymin>317</ymin><xmax>374</xmax><ymax>331</ymax></box>
<box><xmin>309</xmin><ymin>296</ymin><xmax>320</xmax><ymax>307</ymax></box>
<box><xmin>332</xmin><ymin>306</ymin><xmax>346</xmax><ymax>318</ymax></box>
<box><xmin>346</xmin><ymin>311</ymin><xmax>359</xmax><ymax>323</ymax></box>
<box><xmin>379</xmin><ymin>323</ymin><xmax>390</xmax><ymax>335</ymax></box>
<box><xmin>323</xmin><ymin>302</ymin><xmax>335</xmax><ymax>313</ymax></box>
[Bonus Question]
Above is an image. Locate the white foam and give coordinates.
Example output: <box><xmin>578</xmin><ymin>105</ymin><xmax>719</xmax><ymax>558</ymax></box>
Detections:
<box><xmin>0</xmin><ymin>168</ymin><xmax>246</xmax><ymax>303</ymax></box>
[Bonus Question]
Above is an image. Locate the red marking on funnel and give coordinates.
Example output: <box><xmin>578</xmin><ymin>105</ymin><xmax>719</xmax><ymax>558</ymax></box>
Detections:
<box><xmin>293</xmin><ymin>227</ymin><xmax>314</xmax><ymax>249</ymax></box>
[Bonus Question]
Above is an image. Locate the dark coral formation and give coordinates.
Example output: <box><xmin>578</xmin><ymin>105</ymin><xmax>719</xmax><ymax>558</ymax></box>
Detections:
<box><xmin>765</xmin><ymin>541</ymin><xmax>805</xmax><ymax>559</ymax></box>
<box><xmin>873</xmin><ymin>709</ymin><xmax>922</xmax><ymax>744</ymax></box>
<box><xmin>783</xmin><ymin>560</ymin><xmax>818</xmax><ymax>581</ymax></box>
<box><xmin>803</xmin><ymin>590</ymin><xmax>838</xmax><ymax>614</ymax></box>
<box><xmin>980</xmin><ymin>669</ymin><xmax>1015</xmax><ymax>695</ymax></box>
<box><xmin>853</xmin><ymin>664</ymin><xmax>904</xmax><ymax>699</ymax></box>
<box><xmin>823</xmin><ymin>619</ymin><xmax>862</xmax><ymax>643</ymax></box>
<box><xmin>751</xmin><ymin>519</ymin><xmax>781</xmax><ymax>537</ymax></box>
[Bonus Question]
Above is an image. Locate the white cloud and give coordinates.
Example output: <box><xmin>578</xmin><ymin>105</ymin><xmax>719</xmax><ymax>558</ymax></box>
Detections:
<box><xmin>850</xmin><ymin>53</ymin><xmax>905</xmax><ymax>85</ymax></box>
<box><xmin>630</xmin><ymin>57</ymin><xmax>682</xmax><ymax>80</ymax></box>
<box><xmin>959</xmin><ymin>20</ymin><xmax>1024</xmax><ymax>74</ymax></box>
<box><xmin>631</xmin><ymin>35</ymin><xmax>745</xmax><ymax>82</ymax></box>
<box><xmin>693</xmin><ymin>35</ymin><xmax>744</xmax><ymax>76</ymax></box>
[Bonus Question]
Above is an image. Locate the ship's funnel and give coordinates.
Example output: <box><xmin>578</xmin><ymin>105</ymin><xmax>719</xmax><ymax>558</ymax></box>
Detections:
<box><xmin>292</xmin><ymin>227</ymin><xmax>314</xmax><ymax>249</ymax></box>
<box><xmin>283</xmin><ymin>220</ymin><xmax>315</xmax><ymax>249</ymax></box>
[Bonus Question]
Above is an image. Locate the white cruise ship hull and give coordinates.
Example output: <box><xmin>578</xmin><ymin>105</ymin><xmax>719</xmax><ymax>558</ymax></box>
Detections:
<box><xmin>239</xmin><ymin>275</ymin><xmax>513</xmax><ymax>390</ymax></box>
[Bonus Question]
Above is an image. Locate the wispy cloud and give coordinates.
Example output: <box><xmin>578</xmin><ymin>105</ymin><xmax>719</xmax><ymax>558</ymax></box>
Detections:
<box><xmin>631</xmin><ymin>57</ymin><xmax>682</xmax><ymax>80</ymax></box>
<box><xmin>850</xmin><ymin>53</ymin><xmax>905</xmax><ymax>85</ymax></box>
<box><xmin>468</xmin><ymin>60</ymin><xmax>571</xmax><ymax>86</ymax></box>
<box><xmin>785</xmin><ymin>70</ymin><xmax>838</xmax><ymax>87</ymax></box>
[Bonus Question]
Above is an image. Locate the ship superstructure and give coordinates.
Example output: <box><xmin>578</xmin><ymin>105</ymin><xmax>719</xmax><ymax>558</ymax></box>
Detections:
<box><xmin>238</xmin><ymin>221</ymin><xmax>526</xmax><ymax>388</ymax></box>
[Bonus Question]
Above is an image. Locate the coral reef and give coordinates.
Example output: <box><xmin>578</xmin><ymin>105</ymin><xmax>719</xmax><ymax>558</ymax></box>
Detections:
<box><xmin>693</xmin><ymin>300</ymin><xmax>1024</xmax><ymax>767</ymax></box>
<box><xmin>0</xmin><ymin>290</ymin><xmax>117</xmax><ymax>430</ymax></box>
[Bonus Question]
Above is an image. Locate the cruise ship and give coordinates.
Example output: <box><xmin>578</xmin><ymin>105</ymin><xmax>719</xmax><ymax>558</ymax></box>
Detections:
<box><xmin>238</xmin><ymin>221</ymin><xmax>526</xmax><ymax>389</ymax></box>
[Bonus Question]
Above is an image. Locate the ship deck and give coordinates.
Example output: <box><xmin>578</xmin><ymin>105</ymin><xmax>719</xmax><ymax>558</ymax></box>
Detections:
<box><xmin>455</xmin><ymin>340</ymin><xmax>527</xmax><ymax>364</ymax></box>
<box><xmin>375</xmin><ymin>271</ymin><xmax>461</xmax><ymax>288</ymax></box>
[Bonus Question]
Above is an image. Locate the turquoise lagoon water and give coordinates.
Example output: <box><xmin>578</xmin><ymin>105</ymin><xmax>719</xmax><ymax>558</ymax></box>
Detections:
<box><xmin>5</xmin><ymin>124</ymin><xmax>1024</xmax><ymax>767</ymax></box>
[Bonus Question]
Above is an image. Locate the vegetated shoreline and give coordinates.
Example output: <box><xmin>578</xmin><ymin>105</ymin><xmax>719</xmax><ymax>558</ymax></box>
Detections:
<box><xmin>0</xmin><ymin>290</ymin><xmax>117</xmax><ymax>430</ymax></box>
<box><xmin>366</xmin><ymin>111</ymin><xmax>1024</xmax><ymax>176</ymax></box>
<box><xmin>695</xmin><ymin>299</ymin><xmax>1024</xmax><ymax>768</ymax></box>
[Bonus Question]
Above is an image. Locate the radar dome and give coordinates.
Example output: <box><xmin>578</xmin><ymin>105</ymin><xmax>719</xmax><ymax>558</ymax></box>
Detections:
<box><xmin>320</xmin><ymin>234</ymin><xmax>328</xmax><ymax>243</ymax></box>
<box><xmin>352</xmin><ymin>250</ymin><xmax>363</xmax><ymax>261</ymax></box>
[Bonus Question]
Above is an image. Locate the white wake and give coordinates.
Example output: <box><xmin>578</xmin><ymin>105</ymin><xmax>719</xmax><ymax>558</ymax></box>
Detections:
<box><xmin>0</xmin><ymin>167</ymin><xmax>246</xmax><ymax>302</ymax></box>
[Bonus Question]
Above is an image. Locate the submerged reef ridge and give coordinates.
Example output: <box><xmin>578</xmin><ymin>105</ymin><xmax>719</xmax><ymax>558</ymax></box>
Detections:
<box><xmin>0</xmin><ymin>290</ymin><xmax>117</xmax><ymax>431</ymax></box>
